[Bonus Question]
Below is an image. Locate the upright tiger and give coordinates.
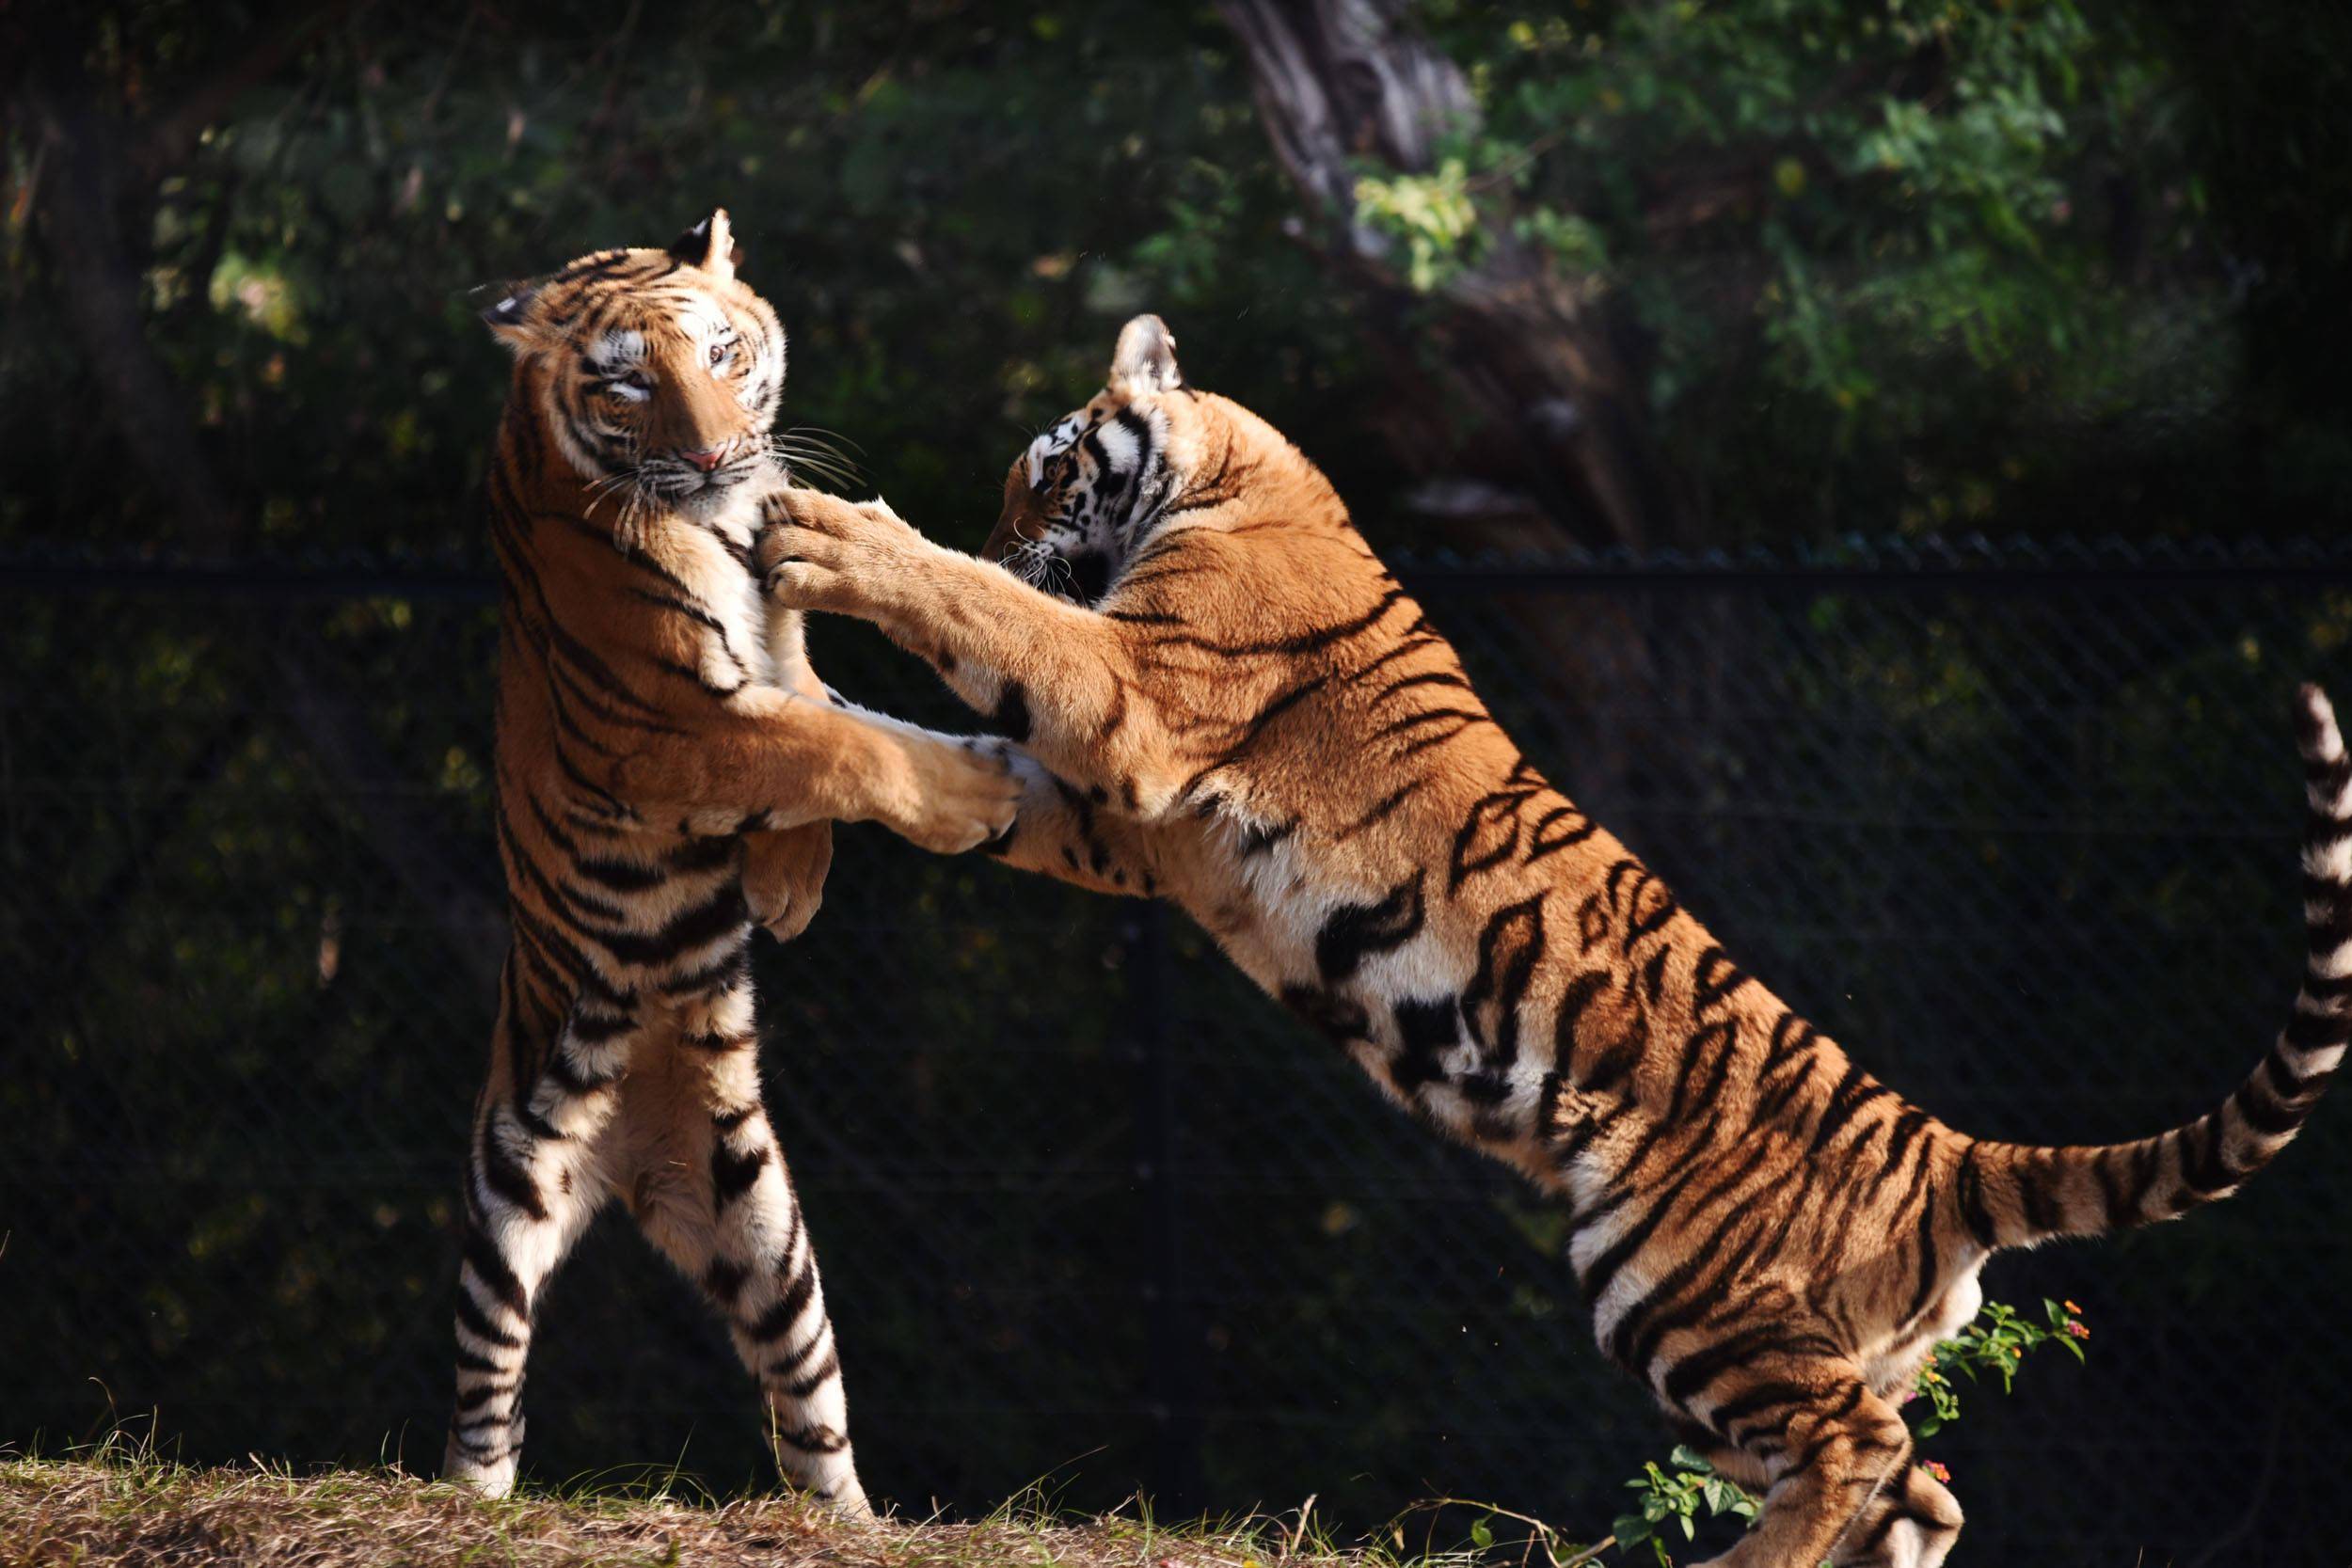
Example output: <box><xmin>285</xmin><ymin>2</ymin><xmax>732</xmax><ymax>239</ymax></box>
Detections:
<box><xmin>446</xmin><ymin>211</ymin><xmax>1018</xmax><ymax>1510</ymax></box>
<box><xmin>754</xmin><ymin>316</ymin><xmax>2344</xmax><ymax>1565</ymax></box>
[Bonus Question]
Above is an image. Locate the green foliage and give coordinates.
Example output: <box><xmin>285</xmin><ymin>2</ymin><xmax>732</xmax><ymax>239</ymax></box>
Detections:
<box><xmin>1355</xmin><ymin>158</ymin><xmax>1485</xmax><ymax>293</ymax></box>
<box><xmin>0</xmin><ymin>1</ymin><xmax>1384</xmax><ymax>558</ymax></box>
<box><xmin>1909</xmin><ymin>1297</ymin><xmax>2090</xmax><ymax>1438</ymax></box>
<box><xmin>8</xmin><ymin>0</ymin><xmax>2348</xmax><ymax>555</ymax></box>
<box><xmin>1359</xmin><ymin>0</ymin><xmax>2344</xmax><ymax>540</ymax></box>
<box><xmin>1608</xmin><ymin>1446</ymin><xmax>1757</xmax><ymax>1563</ymax></box>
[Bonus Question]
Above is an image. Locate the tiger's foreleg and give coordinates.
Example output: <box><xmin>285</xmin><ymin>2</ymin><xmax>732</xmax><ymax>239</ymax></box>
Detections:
<box><xmin>619</xmin><ymin>979</ymin><xmax>870</xmax><ymax>1513</ymax></box>
<box><xmin>611</xmin><ymin>687</ymin><xmax>1018</xmax><ymax>856</ymax></box>
<box><xmin>740</xmin><ymin>626</ymin><xmax>840</xmax><ymax>942</ymax></box>
<box><xmin>756</xmin><ymin>491</ymin><xmax>1183</xmax><ymax>813</ymax></box>
<box><xmin>442</xmin><ymin>974</ymin><xmax>638</xmax><ymax>1497</ymax></box>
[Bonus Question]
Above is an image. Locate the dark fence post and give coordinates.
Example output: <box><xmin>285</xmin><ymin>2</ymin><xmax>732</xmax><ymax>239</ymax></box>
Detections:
<box><xmin>1128</xmin><ymin>900</ymin><xmax>1202</xmax><ymax>1513</ymax></box>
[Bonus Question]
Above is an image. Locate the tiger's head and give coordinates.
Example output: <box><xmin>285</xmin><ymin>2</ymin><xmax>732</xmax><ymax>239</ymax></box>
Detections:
<box><xmin>986</xmin><ymin>314</ymin><xmax>1223</xmax><ymax>605</ymax></box>
<box><xmin>482</xmin><ymin>208</ymin><xmax>787</xmax><ymax>541</ymax></box>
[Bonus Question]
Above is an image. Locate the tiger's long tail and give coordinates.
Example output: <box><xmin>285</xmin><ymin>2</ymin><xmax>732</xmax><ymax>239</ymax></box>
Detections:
<box><xmin>1958</xmin><ymin>682</ymin><xmax>2348</xmax><ymax>1250</ymax></box>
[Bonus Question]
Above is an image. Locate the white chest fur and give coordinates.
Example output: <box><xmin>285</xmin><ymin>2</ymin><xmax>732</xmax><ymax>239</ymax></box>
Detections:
<box><xmin>655</xmin><ymin>483</ymin><xmax>806</xmax><ymax>695</ymax></box>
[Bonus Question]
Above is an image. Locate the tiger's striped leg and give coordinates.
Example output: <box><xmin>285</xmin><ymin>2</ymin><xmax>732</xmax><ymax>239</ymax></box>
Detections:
<box><xmin>978</xmin><ymin>748</ymin><xmax>1160</xmax><ymax>897</ymax></box>
<box><xmin>621</xmin><ymin>979</ymin><xmax>870</xmax><ymax>1514</ymax></box>
<box><xmin>1687</xmin><ymin>1364</ymin><xmax>1917</xmax><ymax>1568</ymax></box>
<box><xmin>1827</xmin><ymin>1464</ymin><xmax>1963</xmax><ymax>1568</ymax></box>
<box><xmin>443</xmin><ymin>983</ymin><xmax>638</xmax><ymax>1496</ymax></box>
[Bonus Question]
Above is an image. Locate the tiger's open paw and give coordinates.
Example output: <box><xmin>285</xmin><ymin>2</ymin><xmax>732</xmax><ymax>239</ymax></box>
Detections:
<box><xmin>741</xmin><ymin>822</ymin><xmax>833</xmax><ymax>943</ymax></box>
<box><xmin>757</xmin><ymin>488</ymin><xmax>924</xmax><ymax>619</ymax></box>
<box><xmin>876</xmin><ymin>733</ymin><xmax>1024</xmax><ymax>855</ymax></box>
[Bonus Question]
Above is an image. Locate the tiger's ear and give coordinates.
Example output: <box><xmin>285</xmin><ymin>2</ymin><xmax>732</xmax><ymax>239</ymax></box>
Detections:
<box><xmin>1109</xmin><ymin>313</ymin><xmax>1181</xmax><ymax>396</ymax></box>
<box><xmin>477</xmin><ymin>281</ymin><xmax>543</xmax><ymax>352</ymax></box>
<box><xmin>669</xmin><ymin>208</ymin><xmax>742</xmax><ymax>282</ymax></box>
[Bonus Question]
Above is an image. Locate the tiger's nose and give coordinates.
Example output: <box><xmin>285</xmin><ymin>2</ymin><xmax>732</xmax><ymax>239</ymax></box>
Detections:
<box><xmin>680</xmin><ymin>446</ymin><xmax>728</xmax><ymax>473</ymax></box>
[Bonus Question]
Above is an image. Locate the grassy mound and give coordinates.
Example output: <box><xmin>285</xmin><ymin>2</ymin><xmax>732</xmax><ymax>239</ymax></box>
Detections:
<box><xmin>0</xmin><ymin>1448</ymin><xmax>1579</xmax><ymax>1568</ymax></box>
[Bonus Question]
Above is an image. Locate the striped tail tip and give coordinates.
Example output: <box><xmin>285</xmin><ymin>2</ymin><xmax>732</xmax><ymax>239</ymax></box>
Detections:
<box><xmin>2248</xmin><ymin>679</ymin><xmax>2349</xmax><ymax>1183</ymax></box>
<box><xmin>2296</xmin><ymin>683</ymin><xmax>2352</xmax><ymax>1067</ymax></box>
<box><xmin>1979</xmin><ymin>683</ymin><xmax>2349</xmax><ymax>1250</ymax></box>
<box><xmin>2299</xmin><ymin>682</ymin><xmax>2347</xmax><ymax>812</ymax></box>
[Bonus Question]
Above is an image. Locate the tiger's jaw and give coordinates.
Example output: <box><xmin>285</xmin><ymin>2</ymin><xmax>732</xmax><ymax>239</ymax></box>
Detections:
<box><xmin>668</xmin><ymin>452</ymin><xmax>782</xmax><ymax>541</ymax></box>
<box><xmin>573</xmin><ymin>446</ymin><xmax>781</xmax><ymax>553</ymax></box>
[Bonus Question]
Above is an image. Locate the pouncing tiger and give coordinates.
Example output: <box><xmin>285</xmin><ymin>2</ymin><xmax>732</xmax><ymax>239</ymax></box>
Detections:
<box><xmin>752</xmin><ymin>315</ymin><xmax>2344</xmax><ymax>1566</ymax></box>
<box><xmin>446</xmin><ymin>209</ymin><xmax>1018</xmax><ymax>1510</ymax></box>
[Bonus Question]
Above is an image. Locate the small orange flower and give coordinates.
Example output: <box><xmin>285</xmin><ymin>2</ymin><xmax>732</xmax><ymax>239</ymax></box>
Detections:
<box><xmin>2067</xmin><ymin>1321</ymin><xmax>2090</xmax><ymax>1339</ymax></box>
<box><xmin>1923</xmin><ymin>1460</ymin><xmax>1953</xmax><ymax>1484</ymax></box>
<box><xmin>2063</xmin><ymin>1300</ymin><xmax>2082</xmax><ymax>1316</ymax></box>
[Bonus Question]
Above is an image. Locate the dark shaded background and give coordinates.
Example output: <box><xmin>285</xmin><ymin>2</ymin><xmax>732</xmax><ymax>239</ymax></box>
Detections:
<box><xmin>5</xmin><ymin>3</ymin><xmax>2351</xmax><ymax>1564</ymax></box>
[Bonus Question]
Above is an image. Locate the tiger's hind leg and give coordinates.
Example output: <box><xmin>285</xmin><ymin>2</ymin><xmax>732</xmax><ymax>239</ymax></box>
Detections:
<box><xmin>1674</xmin><ymin>1385</ymin><xmax>1960</xmax><ymax>1564</ymax></box>
<box><xmin>1683</xmin><ymin>1357</ymin><xmax>1918</xmax><ymax>1568</ymax></box>
<box><xmin>442</xmin><ymin>976</ymin><xmax>638</xmax><ymax>1496</ymax></box>
<box><xmin>619</xmin><ymin>975</ymin><xmax>870</xmax><ymax>1515</ymax></box>
<box><xmin>1828</xmin><ymin>1464</ymin><xmax>1963</xmax><ymax>1568</ymax></box>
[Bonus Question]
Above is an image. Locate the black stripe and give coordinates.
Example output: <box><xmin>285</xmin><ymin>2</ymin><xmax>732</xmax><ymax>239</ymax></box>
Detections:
<box><xmin>704</xmin><ymin>1257</ymin><xmax>752</xmax><ymax>1307</ymax></box>
<box><xmin>750</xmin><ymin>1257</ymin><xmax>820</xmax><ymax>1342</ymax></box>
<box><xmin>711</xmin><ymin>1139</ymin><xmax>771</xmax><ymax>1206</ymax></box>
<box><xmin>453</xmin><ymin>1287</ymin><xmax>521</xmax><ymax>1349</ymax></box>
<box><xmin>1956</xmin><ymin>1144</ymin><xmax>1998</xmax><ymax>1248</ymax></box>
<box><xmin>463</xmin><ymin>1227</ymin><xmax>529</xmax><ymax>1314</ymax></box>
<box><xmin>477</xmin><ymin>1116</ymin><xmax>547</xmax><ymax>1221</ymax></box>
<box><xmin>1314</xmin><ymin>869</ymin><xmax>1427</xmax><ymax>983</ymax></box>
<box><xmin>2015</xmin><ymin>1147</ymin><xmax>2061</xmax><ymax>1234</ymax></box>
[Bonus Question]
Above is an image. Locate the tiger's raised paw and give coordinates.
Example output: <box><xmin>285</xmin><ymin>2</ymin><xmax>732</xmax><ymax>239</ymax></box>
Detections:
<box><xmin>757</xmin><ymin>487</ymin><xmax>925</xmax><ymax>617</ymax></box>
<box><xmin>874</xmin><ymin>733</ymin><xmax>1023</xmax><ymax>856</ymax></box>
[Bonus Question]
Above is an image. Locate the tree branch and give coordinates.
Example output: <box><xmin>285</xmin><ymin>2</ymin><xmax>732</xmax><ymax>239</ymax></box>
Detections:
<box><xmin>1216</xmin><ymin>0</ymin><xmax>1682</xmax><ymax>550</ymax></box>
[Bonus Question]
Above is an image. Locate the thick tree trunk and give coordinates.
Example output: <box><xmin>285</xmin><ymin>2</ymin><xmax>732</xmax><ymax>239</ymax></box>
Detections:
<box><xmin>1218</xmin><ymin>0</ymin><xmax>1687</xmax><ymax>553</ymax></box>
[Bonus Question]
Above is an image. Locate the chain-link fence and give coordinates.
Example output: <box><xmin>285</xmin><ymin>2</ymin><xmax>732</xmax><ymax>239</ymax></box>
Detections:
<box><xmin>4</xmin><ymin>538</ymin><xmax>2348</xmax><ymax>1563</ymax></box>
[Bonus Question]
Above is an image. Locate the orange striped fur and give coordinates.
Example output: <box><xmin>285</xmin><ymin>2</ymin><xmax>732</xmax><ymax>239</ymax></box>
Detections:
<box><xmin>756</xmin><ymin>315</ymin><xmax>2343</xmax><ymax>1565</ymax></box>
<box><xmin>442</xmin><ymin>212</ymin><xmax>1016</xmax><ymax>1509</ymax></box>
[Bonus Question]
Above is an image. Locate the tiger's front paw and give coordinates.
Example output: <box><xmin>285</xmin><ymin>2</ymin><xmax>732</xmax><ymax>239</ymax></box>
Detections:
<box><xmin>876</xmin><ymin>734</ymin><xmax>1024</xmax><ymax>856</ymax></box>
<box><xmin>757</xmin><ymin>488</ymin><xmax>924</xmax><ymax>619</ymax></box>
<box><xmin>741</xmin><ymin>821</ymin><xmax>834</xmax><ymax>943</ymax></box>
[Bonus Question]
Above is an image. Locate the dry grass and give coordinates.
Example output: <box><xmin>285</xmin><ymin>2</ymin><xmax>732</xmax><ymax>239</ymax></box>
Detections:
<box><xmin>0</xmin><ymin>1443</ymin><xmax>1595</xmax><ymax>1568</ymax></box>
